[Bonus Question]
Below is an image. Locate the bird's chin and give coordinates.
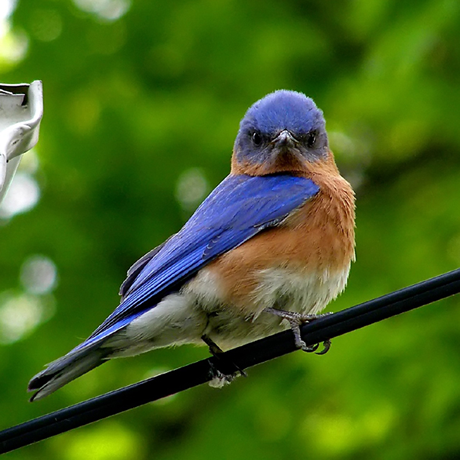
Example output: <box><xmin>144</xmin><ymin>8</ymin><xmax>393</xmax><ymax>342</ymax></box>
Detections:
<box><xmin>266</xmin><ymin>148</ymin><xmax>307</xmax><ymax>174</ymax></box>
<box><xmin>231</xmin><ymin>148</ymin><xmax>309</xmax><ymax>176</ymax></box>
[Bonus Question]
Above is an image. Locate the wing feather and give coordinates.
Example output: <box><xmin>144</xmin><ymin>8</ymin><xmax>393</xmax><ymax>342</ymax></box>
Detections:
<box><xmin>79</xmin><ymin>174</ymin><xmax>319</xmax><ymax>349</ymax></box>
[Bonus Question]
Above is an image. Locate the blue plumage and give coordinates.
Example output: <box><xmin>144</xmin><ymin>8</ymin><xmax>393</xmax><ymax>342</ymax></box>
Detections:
<box><xmin>240</xmin><ymin>90</ymin><xmax>325</xmax><ymax>136</ymax></box>
<box><xmin>233</xmin><ymin>90</ymin><xmax>328</xmax><ymax>168</ymax></box>
<box><xmin>82</xmin><ymin>174</ymin><xmax>319</xmax><ymax>349</ymax></box>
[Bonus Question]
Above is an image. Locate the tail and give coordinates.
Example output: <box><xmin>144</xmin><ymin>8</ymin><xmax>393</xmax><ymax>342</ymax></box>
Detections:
<box><xmin>28</xmin><ymin>344</ymin><xmax>111</xmax><ymax>401</ymax></box>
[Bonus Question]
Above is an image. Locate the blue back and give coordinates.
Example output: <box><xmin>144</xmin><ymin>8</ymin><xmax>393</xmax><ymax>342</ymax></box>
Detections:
<box><xmin>80</xmin><ymin>174</ymin><xmax>319</xmax><ymax>349</ymax></box>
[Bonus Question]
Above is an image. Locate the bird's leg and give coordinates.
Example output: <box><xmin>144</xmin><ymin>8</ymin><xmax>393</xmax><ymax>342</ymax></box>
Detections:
<box><xmin>202</xmin><ymin>334</ymin><xmax>225</xmax><ymax>356</ymax></box>
<box><xmin>264</xmin><ymin>307</ymin><xmax>331</xmax><ymax>354</ymax></box>
<box><xmin>201</xmin><ymin>335</ymin><xmax>247</xmax><ymax>388</ymax></box>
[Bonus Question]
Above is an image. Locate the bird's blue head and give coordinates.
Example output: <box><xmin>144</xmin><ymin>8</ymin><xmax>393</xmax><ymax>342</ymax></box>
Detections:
<box><xmin>232</xmin><ymin>90</ymin><xmax>329</xmax><ymax>176</ymax></box>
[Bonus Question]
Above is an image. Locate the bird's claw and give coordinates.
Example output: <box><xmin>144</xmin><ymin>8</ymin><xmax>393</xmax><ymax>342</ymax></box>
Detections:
<box><xmin>315</xmin><ymin>339</ymin><xmax>331</xmax><ymax>355</ymax></box>
<box><xmin>264</xmin><ymin>307</ymin><xmax>332</xmax><ymax>356</ymax></box>
<box><xmin>300</xmin><ymin>341</ymin><xmax>319</xmax><ymax>353</ymax></box>
<box><xmin>299</xmin><ymin>339</ymin><xmax>331</xmax><ymax>354</ymax></box>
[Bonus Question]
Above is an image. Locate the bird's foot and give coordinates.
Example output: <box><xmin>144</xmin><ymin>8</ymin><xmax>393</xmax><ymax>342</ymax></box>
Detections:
<box><xmin>264</xmin><ymin>308</ymin><xmax>332</xmax><ymax>354</ymax></box>
<box><xmin>207</xmin><ymin>363</ymin><xmax>238</xmax><ymax>388</ymax></box>
<box><xmin>202</xmin><ymin>335</ymin><xmax>247</xmax><ymax>387</ymax></box>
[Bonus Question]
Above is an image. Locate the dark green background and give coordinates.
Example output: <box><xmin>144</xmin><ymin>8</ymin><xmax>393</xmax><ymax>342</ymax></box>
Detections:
<box><xmin>1</xmin><ymin>0</ymin><xmax>460</xmax><ymax>458</ymax></box>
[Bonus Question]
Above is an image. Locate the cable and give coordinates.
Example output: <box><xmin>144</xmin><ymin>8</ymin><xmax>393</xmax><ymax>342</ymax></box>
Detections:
<box><xmin>1</xmin><ymin>267</ymin><xmax>460</xmax><ymax>454</ymax></box>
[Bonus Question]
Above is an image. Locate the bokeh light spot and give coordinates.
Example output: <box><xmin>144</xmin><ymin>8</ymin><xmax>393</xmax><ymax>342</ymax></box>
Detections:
<box><xmin>53</xmin><ymin>422</ymin><xmax>145</xmax><ymax>460</ymax></box>
<box><xmin>31</xmin><ymin>9</ymin><xmax>63</xmax><ymax>42</ymax></box>
<box><xmin>0</xmin><ymin>293</ymin><xmax>55</xmax><ymax>344</ymax></box>
<box><xmin>0</xmin><ymin>25</ymin><xmax>28</xmax><ymax>66</ymax></box>
<box><xmin>175</xmin><ymin>168</ymin><xmax>209</xmax><ymax>212</ymax></box>
<box><xmin>0</xmin><ymin>1</ymin><xmax>26</xmax><ymax>67</ymax></box>
<box><xmin>0</xmin><ymin>0</ymin><xmax>16</xmax><ymax>20</ymax></box>
<box><xmin>72</xmin><ymin>0</ymin><xmax>131</xmax><ymax>22</ymax></box>
<box><xmin>20</xmin><ymin>255</ymin><xmax>58</xmax><ymax>295</ymax></box>
<box><xmin>0</xmin><ymin>172</ymin><xmax>40</xmax><ymax>219</ymax></box>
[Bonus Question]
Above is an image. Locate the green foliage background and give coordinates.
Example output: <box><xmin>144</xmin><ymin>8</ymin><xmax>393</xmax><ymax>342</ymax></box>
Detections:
<box><xmin>1</xmin><ymin>0</ymin><xmax>460</xmax><ymax>458</ymax></box>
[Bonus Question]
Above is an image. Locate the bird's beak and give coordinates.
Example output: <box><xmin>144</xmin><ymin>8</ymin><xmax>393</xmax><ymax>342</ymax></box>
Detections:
<box><xmin>271</xmin><ymin>129</ymin><xmax>297</xmax><ymax>149</ymax></box>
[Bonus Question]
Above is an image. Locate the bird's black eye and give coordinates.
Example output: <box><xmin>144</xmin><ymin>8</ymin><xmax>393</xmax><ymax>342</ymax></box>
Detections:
<box><xmin>251</xmin><ymin>131</ymin><xmax>263</xmax><ymax>146</ymax></box>
<box><xmin>306</xmin><ymin>130</ymin><xmax>317</xmax><ymax>148</ymax></box>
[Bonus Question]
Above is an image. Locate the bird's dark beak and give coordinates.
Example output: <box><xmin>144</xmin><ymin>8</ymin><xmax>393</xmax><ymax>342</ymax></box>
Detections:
<box><xmin>271</xmin><ymin>129</ymin><xmax>297</xmax><ymax>149</ymax></box>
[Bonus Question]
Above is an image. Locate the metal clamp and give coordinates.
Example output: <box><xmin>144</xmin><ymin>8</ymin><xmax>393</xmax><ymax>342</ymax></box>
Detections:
<box><xmin>0</xmin><ymin>80</ymin><xmax>43</xmax><ymax>204</ymax></box>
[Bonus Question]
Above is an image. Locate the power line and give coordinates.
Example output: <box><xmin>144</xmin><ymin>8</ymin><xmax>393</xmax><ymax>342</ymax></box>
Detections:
<box><xmin>1</xmin><ymin>267</ymin><xmax>460</xmax><ymax>454</ymax></box>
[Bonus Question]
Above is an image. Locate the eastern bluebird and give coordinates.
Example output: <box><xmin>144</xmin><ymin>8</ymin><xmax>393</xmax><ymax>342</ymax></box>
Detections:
<box><xmin>28</xmin><ymin>90</ymin><xmax>355</xmax><ymax>401</ymax></box>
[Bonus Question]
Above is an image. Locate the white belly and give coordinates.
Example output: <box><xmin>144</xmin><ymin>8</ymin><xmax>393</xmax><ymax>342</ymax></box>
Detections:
<box><xmin>105</xmin><ymin>265</ymin><xmax>350</xmax><ymax>356</ymax></box>
<box><xmin>254</xmin><ymin>266</ymin><xmax>350</xmax><ymax>315</ymax></box>
<box><xmin>199</xmin><ymin>265</ymin><xmax>350</xmax><ymax>349</ymax></box>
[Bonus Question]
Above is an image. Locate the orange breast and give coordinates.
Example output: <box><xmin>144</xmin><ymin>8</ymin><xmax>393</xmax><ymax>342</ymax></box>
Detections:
<box><xmin>207</xmin><ymin>157</ymin><xmax>356</xmax><ymax>313</ymax></box>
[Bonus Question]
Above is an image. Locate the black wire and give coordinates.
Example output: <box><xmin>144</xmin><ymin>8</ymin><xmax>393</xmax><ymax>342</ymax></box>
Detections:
<box><xmin>1</xmin><ymin>267</ymin><xmax>460</xmax><ymax>454</ymax></box>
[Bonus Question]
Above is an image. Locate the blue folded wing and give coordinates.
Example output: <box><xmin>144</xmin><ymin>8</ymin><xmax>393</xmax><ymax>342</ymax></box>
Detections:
<box><xmin>81</xmin><ymin>174</ymin><xmax>319</xmax><ymax>348</ymax></box>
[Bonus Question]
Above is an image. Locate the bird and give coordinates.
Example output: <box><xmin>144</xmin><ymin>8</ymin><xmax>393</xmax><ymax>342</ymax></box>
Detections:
<box><xmin>28</xmin><ymin>90</ymin><xmax>355</xmax><ymax>401</ymax></box>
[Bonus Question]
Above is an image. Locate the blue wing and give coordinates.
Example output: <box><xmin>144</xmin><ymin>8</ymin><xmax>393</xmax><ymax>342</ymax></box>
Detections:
<box><xmin>80</xmin><ymin>174</ymin><xmax>319</xmax><ymax>349</ymax></box>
